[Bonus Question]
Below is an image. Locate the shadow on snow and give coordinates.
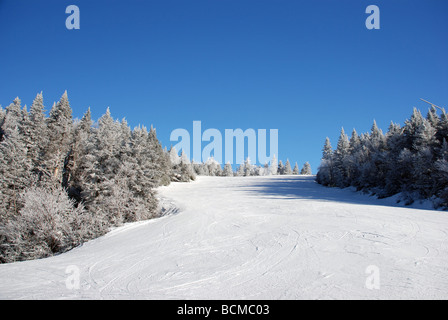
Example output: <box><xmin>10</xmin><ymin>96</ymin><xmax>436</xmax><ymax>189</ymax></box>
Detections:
<box><xmin>242</xmin><ymin>175</ymin><xmax>436</xmax><ymax>212</ymax></box>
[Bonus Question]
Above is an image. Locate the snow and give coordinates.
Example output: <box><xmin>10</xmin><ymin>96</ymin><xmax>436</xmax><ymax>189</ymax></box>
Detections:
<box><xmin>1</xmin><ymin>175</ymin><xmax>447</xmax><ymax>300</ymax></box>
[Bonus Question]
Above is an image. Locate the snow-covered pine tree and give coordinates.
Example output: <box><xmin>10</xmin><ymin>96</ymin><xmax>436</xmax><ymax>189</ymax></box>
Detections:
<box><xmin>19</xmin><ymin>104</ymin><xmax>33</xmax><ymax>157</ymax></box>
<box><xmin>180</xmin><ymin>151</ymin><xmax>196</xmax><ymax>181</ymax></box>
<box><xmin>426</xmin><ymin>106</ymin><xmax>439</xmax><ymax>129</ymax></box>
<box><xmin>26</xmin><ymin>93</ymin><xmax>47</xmax><ymax>170</ymax></box>
<box><xmin>345</xmin><ymin>128</ymin><xmax>362</xmax><ymax>186</ymax></box>
<box><xmin>411</xmin><ymin>118</ymin><xmax>438</xmax><ymax>197</ymax></box>
<box><xmin>380</xmin><ymin>122</ymin><xmax>404</xmax><ymax>196</ymax></box>
<box><xmin>169</xmin><ymin>147</ymin><xmax>182</xmax><ymax>181</ymax></box>
<box><xmin>300</xmin><ymin>162</ymin><xmax>312</xmax><ymax>175</ymax></box>
<box><xmin>284</xmin><ymin>159</ymin><xmax>292</xmax><ymax>175</ymax></box>
<box><xmin>0</xmin><ymin>127</ymin><xmax>32</xmax><ymax>221</ymax></box>
<box><xmin>436</xmin><ymin>109</ymin><xmax>448</xmax><ymax>145</ymax></box>
<box><xmin>277</xmin><ymin>160</ymin><xmax>285</xmax><ymax>175</ymax></box>
<box><xmin>204</xmin><ymin>157</ymin><xmax>219</xmax><ymax>177</ymax></box>
<box><xmin>81</xmin><ymin>107</ymin><xmax>122</xmax><ymax>216</ymax></box>
<box><xmin>192</xmin><ymin>161</ymin><xmax>207</xmax><ymax>176</ymax></box>
<box><xmin>236</xmin><ymin>163</ymin><xmax>245</xmax><ymax>176</ymax></box>
<box><xmin>223</xmin><ymin>162</ymin><xmax>234</xmax><ymax>176</ymax></box>
<box><xmin>403</xmin><ymin>108</ymin><xmax>424</xmax><ymax>151</ymax></box>
<box><xmin>292</xmin><ymin>162</ymin><xmax>299</xmax><ymax>175</ymax></box>
<box><xmin>333</xmin><ymin>128</ymin><xmax>350</xmax><ymax>187</ymax></box>
<box><xmin>316</xmin><ymin>137</ymin><xmax>334</xmax><ymax>186</ymax></box>
<box><xmin>270</xmin><ymin>154</ymin><xmax>278</xmax><ymax>175</ymax></box>
<box><xmin>1</xmin><ymin>98</ymin><xmax>23</xmax><ymax>139</ymax></box>
<box><xmin>64</xmin><ymin>108</ymin><xmax>93</xmax><ymax>200</ymax></box>
<box><xmin>108</xmin><ymin>125</ymin><xmax>158</xmax><ymax>223</ymax></box>
<box><xmin>316</xmin><ymin>105</ymin><xmax>448</xmax><ymax>208</ymax></box>
<box><xmin>42</xmin><ymin>91</ymin><xmax>73</xmax><ymax>184</ymax></box>
<box><xmin>148</xmin><ymin>126</ymin><xmax>172</xmax><ymax>186</ymax></box>
<box><xmin>243</xmin><ymin>157</ymin><xmax>253</xmax><ymax>176</ymax></box>
<box><xmin>169</xmin><ymin>146</ymin><xmax>181</xmax><ymax>165</ymax></box>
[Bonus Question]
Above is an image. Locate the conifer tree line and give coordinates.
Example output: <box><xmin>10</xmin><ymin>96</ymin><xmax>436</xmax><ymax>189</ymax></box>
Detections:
<box><xmin>169</xmin><ymin>150</ymin><xmax>312</xmax><ymax>177</ymax></box>
<box><xmin>0</xmin><ymin>92</ymin><xmax>194</xmax><ymax>263</ymax></box>
<box><xmin>316</xmin><ymin>105</ymin><xmax>448</xmax><ymax>208</ymax></box>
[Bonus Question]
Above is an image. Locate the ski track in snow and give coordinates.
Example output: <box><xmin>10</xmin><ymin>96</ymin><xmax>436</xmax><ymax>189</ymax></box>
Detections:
<box><xmin>1</xmin><ymin>175</ymin><xmax>447</xmax><ymax>300</ymax></box>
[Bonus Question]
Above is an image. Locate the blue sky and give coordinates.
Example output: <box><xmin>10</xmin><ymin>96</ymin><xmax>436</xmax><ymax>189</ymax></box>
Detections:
<box><xmin>1</xmin><ymin>0</ymin><xmax>447</xmax><ymax>171</ymax></box>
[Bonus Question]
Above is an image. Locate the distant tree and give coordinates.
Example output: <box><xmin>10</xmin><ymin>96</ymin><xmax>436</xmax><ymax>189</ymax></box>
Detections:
<box><xmin>316</xmin><ymin>137</ymin><xmax>334</xmax><ymax>186</ymax></box>
<box><xmin>292</xmin><ymin>162</ymin><xmax>299</xmax><ymax>175</ymax></box>
<box><xmin>236</xmin><ymin>163</ymin><xmax>245</xmax><ymax>177</ymax></box>
<box><xmin>180</xmin><ymin>151</ymin><xmax>196</xmax><ymax>181</ymax></box>
<box><xmin>270</xmin><ymin>155</ymin><xmax>278</xmax><ymax>175</ymax></box>
<box><xmin>243</xmin><ymin>157</ymin><xmax>253</xmax><ymax>176</ymax></box>
<box><xmin>284</xmin><ymin>159</ymin><xmax>292</xmax><ymax>175</ymax></box>
<box><xmin>300</xmin><ymin>162</ymin><xmax>312</xmax><ymax>175</ymax></box>
<box><xmin>223</xmin><ymin>162</ymin><xmax>234</xmax><ymax>176</ymax></box>
<box><xmin>278</xmin><ymin>160</ymin><xmax>285</xmax><ymax>175</ymax></box>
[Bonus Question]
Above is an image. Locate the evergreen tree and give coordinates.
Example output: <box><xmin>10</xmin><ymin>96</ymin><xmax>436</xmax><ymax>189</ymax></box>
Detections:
<box><xmin>1</xmin><ymin>97</ymin><xmax>23</xmax><ymax>138</ymax></box>
<box><xmin>278</xmin><ymin>160</ymin><xmax>285</xmax><ymax>175</ymax></box>
<box><xmin>270</xmin><ymin>155</ymin><xmax>278</xmax><ymax>175</ymax></box>
<box><xmin>64</xmin><ymin>108</ymin><xmax>92</xmax><ymax>199</ymax></box>
<box><xmin>292</xmin><ymin>162</ymin><xmax>299</xmax><ymax>175</ymax></box>
<box><xmin>223</xmin><ymin>162</ymin><xmax>234</xmax><ymax>176</ymax></box>
<box><xmin>243</xmin><ymin>157</ymin><xmax>253</xmax><ymax>176</ymax></box>
<box><xmin>333</xmin><ymin>128</ymin><xmax>350</xmax><ymax>187</ymax></box>
<box><xmin>0</xmin><ymin>92</ymin><xmax>190</xmax><ymax>262</ymax></box>
<box><xmin>42</xmin><ymin>91</ymin><xmax>73</xmax><ymax>183</ymax></box>
<box><xmin>236</xmin><ymin>163</ymin><xmax>245</xmax><ymax>176</ymax></box>
<box><xmin>316</xmin><ymin>137</ymin><xmax>334</xmax><ymax>186</ymax></box>
<box><xmin>316</xmin><ymin>105</ymin><xmax>448</xmax><ymax>208</ymax></box>
<box><xmin>284</xmin><ymin>159</ymin><xmax>292</xmax><ymax>175</ymax></box>
<box><xmin>0</xmin><ymin>127</ymin><xmax>32</xmax><ymax>221</ymax></box>
<box><xmin>148</xmin><ymin>126</ymin><xmax>171</xmax><ymax>186</ymax></box>
<box><xmin>81</xmin><ymin>108</ymin><xmax>122</xmax><ymax>215</ymax></box>
<box><xmin>436</xmin><ymin>109</ymin><xmax>448</xmax><ymax>145</ymax></box>
<box><xmin>427</xmin><ymin>106</ymin><xmax>439</xmax><ymax>129</ymax></box>
<box><xmin>403</xmin><ymin>108</ymin><xmax>424</xmax><ymax>151</ymax></box>
<box><xmin>180</xmin><ymin>151</ymin><xmax>196</xmax><ymax>181</ymax></box>
<box><xmin>26</xmin><ymin>93</ymin><xmax>47</xmax><ymax>170</ymax></box>
<box><xmin>300</xmin><ymin>162</ymin><xmax>312</xmax><ymax>175</ymax></box>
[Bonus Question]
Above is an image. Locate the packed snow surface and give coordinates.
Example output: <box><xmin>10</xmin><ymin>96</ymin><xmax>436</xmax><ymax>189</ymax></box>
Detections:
<box><xmin>1</xmin><ymin>176</ymin><xmax>447</xmax><ymax>300</ymax></box>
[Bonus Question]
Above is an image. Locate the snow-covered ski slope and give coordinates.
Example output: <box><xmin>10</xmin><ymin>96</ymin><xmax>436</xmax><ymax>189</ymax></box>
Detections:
<box><xmin>1</xmin><ymin>176</ymin><xmax>447</xmax><ymax>300</ymax></box>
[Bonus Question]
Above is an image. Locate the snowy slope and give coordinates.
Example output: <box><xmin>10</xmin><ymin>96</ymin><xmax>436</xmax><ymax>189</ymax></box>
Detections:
<box><xmin>0</xmin><ymin>176</ymin><xmax>447</xmax><ymax>300</ymax></box>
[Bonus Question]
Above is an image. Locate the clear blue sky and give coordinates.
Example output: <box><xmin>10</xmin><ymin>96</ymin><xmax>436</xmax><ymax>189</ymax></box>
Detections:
<box><xmin>1</xmin><ymin>0</ymin><xmax>447</xmax><ymax>171</ymax></box>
